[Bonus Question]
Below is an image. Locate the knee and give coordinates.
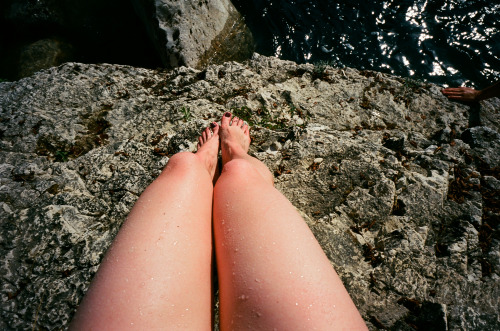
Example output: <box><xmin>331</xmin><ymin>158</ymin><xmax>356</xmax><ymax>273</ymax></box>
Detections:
<box><xmin>167</xmin><ymin>152</ymin><xmax>197</xmax><ymax>168</ymax></box>
<box><xmin>221</xmin><ymin>158</ymin><xmax>253</xmax><ymax>175</ymax></box>
<box><xmin>159</xmin><ymin>152</ymin><xmax>200</xmax><ymax>178</ymax></box>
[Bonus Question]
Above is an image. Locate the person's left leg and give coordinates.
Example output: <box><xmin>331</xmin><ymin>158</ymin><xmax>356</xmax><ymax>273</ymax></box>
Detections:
<box><xmin>70</xmin><ymin>124</ymin><xmax>220</xmax><ymax>331</ymax></box>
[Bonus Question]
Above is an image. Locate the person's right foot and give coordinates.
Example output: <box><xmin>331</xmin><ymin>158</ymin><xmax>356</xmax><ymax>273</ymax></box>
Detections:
<box><xmin>196</xmin><ymin>122</ymin><xmax>220</xmax><ymax>181</ymax></box>
<box><xmin>220</xmin><ymin>112</ymin><xmax>251</xmax><ymax>166</ymax></box>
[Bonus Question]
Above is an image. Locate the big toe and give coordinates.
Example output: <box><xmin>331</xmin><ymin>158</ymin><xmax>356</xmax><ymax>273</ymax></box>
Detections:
<box><xmin>221</xmin><ymin>112</ymin><xmax>232</xmax><ymax>127</ymax></box>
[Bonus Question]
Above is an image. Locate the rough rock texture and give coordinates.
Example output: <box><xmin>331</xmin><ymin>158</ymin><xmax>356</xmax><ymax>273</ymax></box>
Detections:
<box><xmin>17</xmin><ymin>38</ymin><xmax>74</xmax><ymax>78</ymax></box>
<box><xmin>130</xmin><ymin>0</ymin><xmax>254</xmax><ymax>68</ymax></box>
<box><xmin>0</xmin><ymin>54</ymin><xmax>499</xmax><ymax>330</ymax></box>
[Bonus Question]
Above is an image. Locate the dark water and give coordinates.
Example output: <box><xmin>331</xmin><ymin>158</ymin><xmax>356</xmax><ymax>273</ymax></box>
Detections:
<box><xmin>233</xmin><ymin>0</ymin><xmax>500</xmax><ymax>89</ymax></box>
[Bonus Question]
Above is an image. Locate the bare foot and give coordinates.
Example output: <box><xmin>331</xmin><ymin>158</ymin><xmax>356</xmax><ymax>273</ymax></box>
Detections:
<box><xmin>219</xmin><ymin>112</ymin><xmax>274</xmax><ymax>185</ymax></box>
<box><xmin>219</xmin><ymin>112</ymin><xmax>251</xmax><ymax>166</ymax></box>
<box><xmin>196</xmin><ymin>122</ymin><xmax>220</xmax><ymax>181</ymax></box>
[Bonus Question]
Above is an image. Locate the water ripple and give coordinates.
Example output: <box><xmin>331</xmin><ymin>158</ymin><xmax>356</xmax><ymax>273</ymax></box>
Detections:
<box><xmin>234</xmin><ymin>0</ymin><xmax>500</xmax><ymax>88</ymax></box>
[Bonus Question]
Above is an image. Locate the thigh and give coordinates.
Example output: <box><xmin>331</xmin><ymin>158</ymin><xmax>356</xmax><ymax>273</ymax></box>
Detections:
<box><xmin>213</xmin><ymin>159</ymin><xmax>367</xmax><ymax>330</ymax></box>
<box><xmin>70</xmin><ymin>153</ymin><xmax>214</xmax><ymax>330</ymax></box>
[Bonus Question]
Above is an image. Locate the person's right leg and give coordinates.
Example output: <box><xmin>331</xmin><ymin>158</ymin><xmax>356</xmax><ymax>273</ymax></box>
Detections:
<box><xmin>70</xmin><ymin>124</ymin><xmax>220</xmax><ymax>330</ymax></box>
<box><xmin>213</xmin><ymin>113</ymin><xmax>367</xmax><ymax>330</ymax></box>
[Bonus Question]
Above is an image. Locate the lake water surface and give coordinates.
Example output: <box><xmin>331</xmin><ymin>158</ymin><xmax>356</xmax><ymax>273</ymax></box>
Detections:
<box><xmin>233</xmin><ymin>0</ymin><xmax>500</xmax><ymax>88</ymax></box>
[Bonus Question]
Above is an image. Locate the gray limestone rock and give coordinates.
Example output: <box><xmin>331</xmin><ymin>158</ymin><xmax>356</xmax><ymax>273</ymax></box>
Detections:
<box><xmin>18</xmin><ymin>38</ymin><xmax>74</xmax><ymax>78</ymax></box>
<box><xmin>0</xmin><ymin>54</ymin><xmax>499</xmax><ymax>330</ymax></box>
<box><xmin>131</xmin><ymin>0</ymin><xmax>254</xmax><ymax>69</ymax></box>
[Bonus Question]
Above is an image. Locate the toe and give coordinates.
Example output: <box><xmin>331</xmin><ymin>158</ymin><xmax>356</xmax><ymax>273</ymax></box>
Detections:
<box><xmin>221</xmin><ymin>112</ymin><xmax>232</xmax><ymax>127</ymax></box>
<box><xmin>211</xmin><ymin>122</ymin><xmax>219</xmax><ymax>136</ymax></box>
<box><xmin>204</xmin><ymin>127</ymin><xmax>211</xmax><ymax>138</ymax></box>
<box><xmin>231</xmin><ymin>116</ymin><xmax>240</xmax><ymax>126</ymax></box>
<box><xmin>238</xmin><ymin>119</ymin><xmax>245</xmax><ymax>127</ymax></box>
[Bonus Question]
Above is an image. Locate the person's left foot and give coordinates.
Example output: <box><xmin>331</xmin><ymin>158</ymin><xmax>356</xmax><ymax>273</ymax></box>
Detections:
<box><xmin>196</xmin><ymin>122</ymin><xmax>220</xmax><ymax>181</ymax></box>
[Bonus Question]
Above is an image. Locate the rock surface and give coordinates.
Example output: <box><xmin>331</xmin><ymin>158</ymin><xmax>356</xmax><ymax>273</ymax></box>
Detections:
<box><xmin>130</xmin><ymin>0</ymin><xmax>254</xmax><ymax>68</ymax></box>
<box><xmin>0</xmin><ymin>54</ymin><xmax>499</xmax><ymax>330</ymax></box>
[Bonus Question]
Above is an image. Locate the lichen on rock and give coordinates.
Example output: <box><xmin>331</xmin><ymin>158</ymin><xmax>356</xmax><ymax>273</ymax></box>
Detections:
<box><xmin>0</xmin><ymin>54</ymin><xmax>499</xmax><ymax>330</ymax></box>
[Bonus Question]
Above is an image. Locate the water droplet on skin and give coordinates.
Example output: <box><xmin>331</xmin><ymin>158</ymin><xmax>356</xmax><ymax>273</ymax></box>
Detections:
<box><xmin>256</xmin><ymin>312</ymin><xmax>262</xmax><ymax>317</ymax></box>
<box><xmin>296</xmin><ymin>302</ymin><xmax>299</xmax><ymax>306</ymax></box>
<box><xmin>173</xmin><ymin>241</ymin><xmax>178</xmax><ymax>246</ymax></box>
<box><xmin>141</xmin><ymin>282</ymin><xmax>145</xmax><ymax>287</ymax></box>
<box><xmin>234</xmin><ymin>248</ymin><xmax>239</xmax><ymax>252</ymax></box>
<box><xmin>255</xmin><ymin>278</ymin><xmax>260</xmax><ymax>283</ymax></box>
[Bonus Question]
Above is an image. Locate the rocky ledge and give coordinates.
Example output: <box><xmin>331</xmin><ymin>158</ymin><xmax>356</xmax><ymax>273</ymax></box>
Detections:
<box><xmin>0</xmin><ymin>54</ymin><xmax>499</xmax><ymax>330</ymax></box>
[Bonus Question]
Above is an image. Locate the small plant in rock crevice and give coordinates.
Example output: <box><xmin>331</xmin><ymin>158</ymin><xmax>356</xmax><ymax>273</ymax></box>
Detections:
<box><xmin>180</xmin><ymin>106</ymin><xmax>192</xmax><ymax>122</ymax></box>
<box><xmin>55</xmin><ymin>150</ymin><xmax>69</xmax><ymax>162</ymax></box>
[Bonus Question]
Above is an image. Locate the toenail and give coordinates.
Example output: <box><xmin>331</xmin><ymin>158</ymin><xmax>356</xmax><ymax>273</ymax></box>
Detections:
<box><xmin>224</xmin><ymin>112</ymin><xmax>231</xmax><ymax>117</ymax></box>
<box><xmin>210</xmin><ymin>122</ymin><xmax>217</xmax><ymax>128</ymax></box>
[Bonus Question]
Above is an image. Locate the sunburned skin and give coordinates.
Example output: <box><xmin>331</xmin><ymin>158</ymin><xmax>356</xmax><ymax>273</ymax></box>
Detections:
<box><xmin>196</xmin><ymin>121</ymin><xmax>220</xmax><ymax>182</ymax></box>
<box><xmin>219</xmin><ymin>112</ymin><xmax>275</xmax><ymax>185</ymax></box>
<box><xmin>214</xmin><ymin>113</ymin><xmax>367</xmax><ymax>330</ymax></box>
<box><xmin>70</xmin><ymin>113</ymin><xmax>367</xmax><ymax>331</ymax></box>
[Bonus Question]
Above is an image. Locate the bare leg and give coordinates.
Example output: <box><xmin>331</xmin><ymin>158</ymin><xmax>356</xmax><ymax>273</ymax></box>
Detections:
<box><xmin>70</xmin><ymin>124</ymin><xmax>220</xmax><ymax>330</ymax></box>
<box><xmin>214</xmin><ymin>113</ymin><xmax>367</xmax><ymax>330</ymax></box>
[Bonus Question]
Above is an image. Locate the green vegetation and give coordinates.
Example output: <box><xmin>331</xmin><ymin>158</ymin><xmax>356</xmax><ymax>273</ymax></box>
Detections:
<box><xmin>231</xmin><ymin>106</ymin><xmax>254</xmax><ymax>124</ymax></box>
<box><xmin>313</xmin><ymin>60</ymin><xmax>333</xmax><ymax>75</ymax></box>
<box><xmin>55</xmin><ymin>150</ymin><xmax>69</xmax><ymax>162</ymax></box>
<box><xmin>180</xmin><ymin>106</ymin><xmax>192</xmax><ymax>122</ymax></box>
